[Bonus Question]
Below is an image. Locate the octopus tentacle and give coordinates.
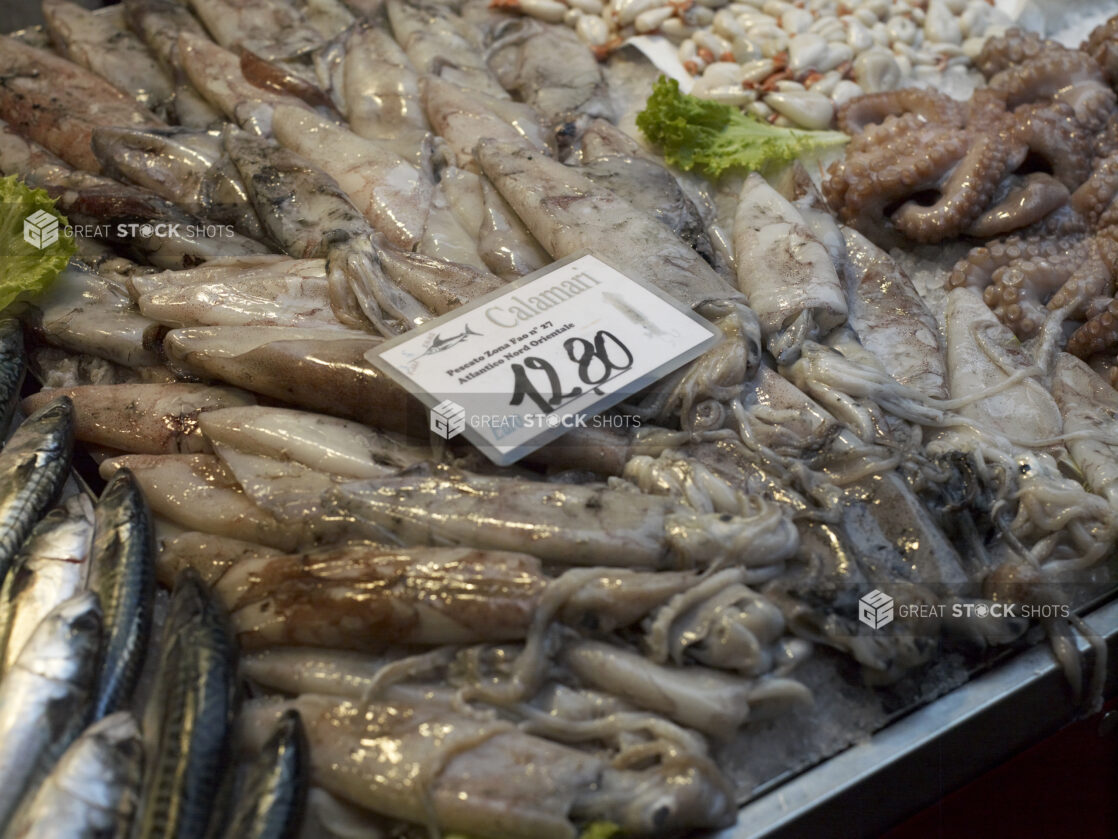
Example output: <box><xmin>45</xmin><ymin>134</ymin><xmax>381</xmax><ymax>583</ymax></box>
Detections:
<box><xmin>847</xmin><ymin>111</ymin><xmax>934</xmax><ymax>156</ymax></box>
<box><xmin>892</xmin><ymin>118</ymin><xmax>1025</xmax><ymax>243</ymax></box>
<box><xmin>983</xmin><ymin>257</ymin><xmax>1075</xmax><ymax>338</ymax></box>
<box><xmin>980</xmin><ymin>238</ymin><xmax>1112</xmax><ymax>338</ymax></box>
<box><xmin>966</xmin><ymin>173</ymin><xmax>1070</xmax><ymax>239</ymax></box>
<box><xmin>1013</xmin><ymin>204</ymin><xmax>1091</xmax><ymax>240</ymax></box>
<box><xmin>1070</xmin><ymin>152</ymin><xmax>1118</xmax><ymax>225</ymax></box>
<box><xmin>987</xmin><ymin>47</ymin><xmax>1108</xmax><ymax>110</ymax></box>
<box><xmin>827</xmin><ymin>43</ymin><xmax>1110</xmax><ymax>246</ymax></box>
<box><xmin>824</xmin><ymin>124</ymin><xmax>968</xmax><ymax>241</ymax></box>
<box><xmin>947</xmin><ymin>236</ymin><xmax>1089</xmax><ymax>292</ymax></box>
<box><xmin>1055</xmin><ymin>81</ymin><xmax>1117</xmax><ymax>133</ymax></box>
<box><xmin>836</xmin><ymin>89</ymin><xmax>965</xmax><ymax>135</ymax></box>
<box><xmin>1048</xmin><ymin>237</ymin><xmax>1117</xmax><ymax>313</ymax></box>
<box><xmin>975</xmin><ymin>28</ymin><xmax>1053</xmax><ymax>78</ymax></box>
<box><xmin>1013</xmin><ymin>102</ymin><xmax>1093</xmax><ymax>190</ymax></box>
<box><xmin>828</xmin><ymin>113</ymin><xmax>949</xmax><ymax>211</ymax></box>
<box><xmin>1083</xmin><ymin>17</ymin><xmax>1118</xmax><ymax>86</ymax></box>
<box><xmin>1067</xmin><ymin>298</ymin><xmax>1118</xmax><ymax>358</ymax></box>
<box><xmin>1094</xmin><ymin>114</ymin><xmax>1118</xmax><ymax>158</ymax></box>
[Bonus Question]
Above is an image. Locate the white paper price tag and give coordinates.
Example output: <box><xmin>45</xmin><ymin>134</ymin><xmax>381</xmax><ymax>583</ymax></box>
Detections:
<box><xmin>369</xmin><ymin>253</ymin><xmax>720</xmax><ymax>465</ymax></box>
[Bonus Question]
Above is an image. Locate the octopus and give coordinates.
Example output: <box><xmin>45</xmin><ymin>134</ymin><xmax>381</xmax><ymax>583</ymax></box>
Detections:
<box><xmin>830</xmin><ymin>21</ymin><xmax>1118</xmax><ymax>383</ymax></box>
<box><xmin>824</xmin><ymin>29</ymin><xmax>1114</xmax><ymax>246</ymax></box>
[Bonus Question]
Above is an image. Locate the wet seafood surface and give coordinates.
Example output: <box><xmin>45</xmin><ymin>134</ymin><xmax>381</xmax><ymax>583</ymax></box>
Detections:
<box><xmin>0</xmin><ymin>3</ymin><xmax>1116</xmax><ymax>839</ymax></box>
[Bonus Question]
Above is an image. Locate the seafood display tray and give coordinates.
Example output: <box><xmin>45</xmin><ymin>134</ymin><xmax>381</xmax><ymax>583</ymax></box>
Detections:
<box><xmin>11</xmin><ymin>6</ymin><xmax>1118</xmax><ymax>837</ymax></box>
<box><xmin>721</xmin><ymin>593</ymin><xmax>1118</xmax><ymax>838</ymax></box>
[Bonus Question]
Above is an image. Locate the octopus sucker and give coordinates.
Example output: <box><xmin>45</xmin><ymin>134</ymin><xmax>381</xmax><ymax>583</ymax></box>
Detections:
<box><xmin>958</xmin><ymin>236</ymin><xmax>1114</xmax><ymax>339</ymax></box>
<box><xmin>1069</xmin><ymin>152</ymin><xmax>1118</xmax><ymax>224</ymax></box>
<box><xmin>829</xmin><ymin>25</ymin><xmax>1118</xmax><ymax>249</ymax></box>
<box><xmin>1067</xmin><ymin>298</ymin><xmax>1118</xmax><ymax>359</ymax></box>
<box><xmin>932</xmin><ymin>16</ymin><xmax>1118</xmax><ymax>351</ymax></box>
<box><xmin>948</xmin><ymin>236</ymin><xmax>1087</xmax><ymax>291</ymax></box>
<box><xmin>1012</xmin><ymin>102</ymin><xmax>1093</xmax><ymax>190</ymax></box>
<box><xmin>892</xmin><ymin>119</ymin><xmax>1023</xmax><ymax>243</ymax></box>
<box><xmin>1084</xmin><ymin>16</ymin><xmax>1118</xmax><ymax>86</ymax></box>
<box><xmin>1047</xmin><ymin>243</ymin><xmax>1116</xmax><ymax>314</ymax></box>
<box><xmin>987</xmin><ymin>46</ymin><xmax>1110</xmax><ymax>112</ymax></box>
<box><xmin>975</xmin><ymin>28</ymin><xmax>1053</xmax><ymax>78</ymax></box>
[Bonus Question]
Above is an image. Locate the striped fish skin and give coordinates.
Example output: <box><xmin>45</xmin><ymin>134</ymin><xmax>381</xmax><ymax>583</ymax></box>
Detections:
<box><xmin>3</xmin><ymin>711</ymin><xmax>144</xmax><ymax>839</ymax></box>
<box><xmin>0</xmin><ymin>494</ymin><xmax>94</xmax><ymax>677</ymax></box>
<box><xmin>0</xmin><ymin>318</ymin><xmax>24</xmax><ymax>441</ymax></box>
<box><xmin>89</xmin><ymin>468</ymin><xmax>156</xmax><ymax>721</ymax></box>
<box><xmin>135</xmin><ymin>569</ymin><xmax>237</xmax><ymax>839</ymax></box>
<box><xmin>223</xmin><ymin>710</ymin><xmax>308</xmax><ymax>839</ymax></box>
<box><xmin>0</xmin><ymin>592</ymin><xmax>102</xmax><ymax>832</ymax></box>
<box><xmin>0</xmin><ymin>396</ymin><xmax>74</xmax><ymax>584</ymax></box>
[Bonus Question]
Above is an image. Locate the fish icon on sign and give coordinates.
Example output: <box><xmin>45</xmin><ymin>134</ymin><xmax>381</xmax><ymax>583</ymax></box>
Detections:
<box><xmin>400</xmin><ymin>324</ymin><xmax>484</xmax><ymax>374</ymax></box>
<box><xmin>415</xmin><ymin>325</ymin><xmax>482</xmax><ymax>359</ymax></box>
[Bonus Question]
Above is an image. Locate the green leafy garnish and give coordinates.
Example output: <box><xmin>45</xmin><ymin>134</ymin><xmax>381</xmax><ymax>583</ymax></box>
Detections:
<box><xmin>0</xmin><ymin>175</ymin><xmax>75</xmax><ymax>313</ymax></box>
<box><xmin>579</xmin><ymin>822</ymin><xmax>622</xmax><ymax>839</ymax></box>
<box><xmin>636</xmin><ymin>76</ymin><xmax>849</xmax><ymax>179</ymax></box>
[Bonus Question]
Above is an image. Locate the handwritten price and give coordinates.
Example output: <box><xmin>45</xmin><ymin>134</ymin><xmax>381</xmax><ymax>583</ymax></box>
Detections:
<box><xmin>509</xmin><ymin>330</ymin><xmax>633</xmax><ymax>414</ymax></box>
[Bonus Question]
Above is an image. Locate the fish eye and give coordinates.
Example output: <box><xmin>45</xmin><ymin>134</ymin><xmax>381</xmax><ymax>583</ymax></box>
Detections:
<box><xmin>651</xmin><ymin>802</ymin><xmax>673</xmax><ymax>829</ymax></box>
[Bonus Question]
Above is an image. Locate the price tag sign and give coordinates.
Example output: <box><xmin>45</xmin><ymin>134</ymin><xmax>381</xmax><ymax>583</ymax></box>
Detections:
<box><xmin>369</xmin><ymin>253</ymin><xmax>720</xmax><ymax>465</ymax></box>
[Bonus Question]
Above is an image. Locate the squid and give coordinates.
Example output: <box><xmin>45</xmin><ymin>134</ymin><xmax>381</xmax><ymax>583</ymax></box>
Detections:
<box><xmin>239</xmin><ymin>693</ymin><xmax>737</xmax><ymax>838</ymax></box>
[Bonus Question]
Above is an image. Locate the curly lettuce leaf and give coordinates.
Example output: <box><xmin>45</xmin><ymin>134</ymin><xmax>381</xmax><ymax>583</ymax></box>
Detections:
<box><xmin>636</xmin><ymin>76</ymin><xmax>848</xmax><ymax>179</ymax></box>
<box><xmin>0</xmin><ymin>175</ymin><xmax>75</xmax><ymax>313</ymax></box>
<box><xmin>579</xmin><ymin>822</ymin><xmax>622</xmax><ymax>839</ymax></box>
